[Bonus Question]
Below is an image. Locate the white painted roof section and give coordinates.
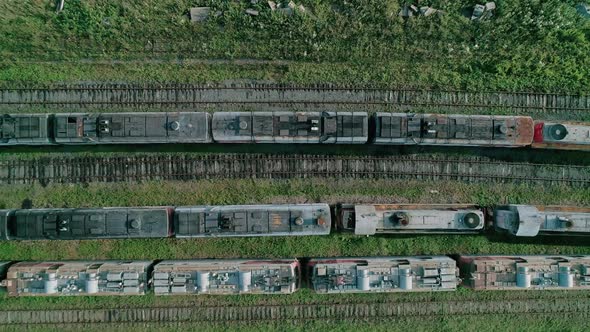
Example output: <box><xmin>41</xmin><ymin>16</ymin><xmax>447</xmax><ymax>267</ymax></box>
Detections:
<box><xmin>543</xmin><ymin>122</ymin><xmax>590</xmax><ymax>145</ymax></box>
<box><xmin>354</xmin><ymin>205</ymin><xmax>378</xmax><ymax>235</ymax></box>
<box><xmin>514</xmin><ymin>205</ymin><xmax>542</xmax><ymax>237</ymax></box>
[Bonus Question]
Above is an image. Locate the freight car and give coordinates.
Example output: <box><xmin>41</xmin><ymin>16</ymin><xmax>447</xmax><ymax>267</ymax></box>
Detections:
<box><xmin>152</xmin><ymin>259</ymin><xmax>299</xmax><ymax>295</ymax></box>
<box><xmin>0</xmin><ymin>261</ymin><xmax>9</xmax><ymax>284</ymax></box>
<box><xmin>458</xmin><ymin>255</ymin><xmax>590</xmax><ymax>290</ymax></box>
<box><xmin>308</xmin><ymin>256</ymin><xmax>457</xmax><ymax>293</ymax></box>
<box><xmin>493</xmin><ymin>205</ymin><xmax>590</xmax><ymax>237</ymax></box>
<box><xmin>1</xmin><ymin>112</ymin><xmax>588</xmax><ymax>150</ymax></box>
<box><xmin>2</xmin><ymin>256</ymin><xmax>589</xmax><ymax>297</ymax></box>
<box><xmin>338</xmin><ymin>204</ymin><xmax>485</xmax><ymax>235</ymax></box>
<box><xmin>374</xmin><ymin>113</ymin><xmax>534</xmax><ymax>147</ymax></box>
<box><xmin>533</xmin><ymin>120</ymin><xmax>590</xmax><ymax>150</ymax></box>
<box><xmin>0</xmin><ymin>112</ymin><xmax>211</xmax><ymax>145</ymax></box>
<box><xmin>211</xmin><ymin>111</ymin><xmax>368</xmax><ymax>143</ymax></box>
<box><xmin>54</xmin><ymin>112</ymin><xmax>212</xmax><ymax>144</ymax></box>
<box><xmin>0</xmin><ymin>259</ymin><xmax>300</xmax><ymax>297</ymax></box>
<box><xmin>0</xmin><ymin>204</ymin><xmax>331</xmax><ymax>240</ymax></box>
<box><xmin>174</xmin><ymin>204</ymin><xmax>331</xmax><ymax>237</ymax></box>
<box><xmin>0</xmin><ymin>114</ymin><xmax>51</xmax><ymax>145</ymax></box>
<box><xmin>0</xmin><ymin>207</ymin><xmax>173</xmax><ymax>240</ymax></box>
<box><xmin>1</xmin><ymin>261</ymin><xmax>152</xmax><ymax>296</ymax></box>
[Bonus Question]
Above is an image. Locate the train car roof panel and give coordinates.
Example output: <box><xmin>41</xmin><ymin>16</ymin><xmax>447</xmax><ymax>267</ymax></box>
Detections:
<box><xmin>5</xmin><ymin>207</ymin><xmax>171</xmax><ymax>240</ymax></box>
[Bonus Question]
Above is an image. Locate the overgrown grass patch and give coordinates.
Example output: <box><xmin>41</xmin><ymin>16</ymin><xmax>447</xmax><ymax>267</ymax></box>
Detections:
<box><xmin>1</xmin><ymin>1</ymin><xmax>590</xmax><ymax>92</ymax></box>
<box><xmin>2</xmin><ymin>179</ymin><xmax>589</xmax><ymax>209</ymax></box>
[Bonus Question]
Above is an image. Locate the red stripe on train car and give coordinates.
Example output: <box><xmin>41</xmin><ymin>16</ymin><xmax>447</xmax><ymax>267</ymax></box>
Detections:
<box><xmin>533</xmin><ymin>122</ymin><xmax>545</xmax><ymax>142</ymax></box>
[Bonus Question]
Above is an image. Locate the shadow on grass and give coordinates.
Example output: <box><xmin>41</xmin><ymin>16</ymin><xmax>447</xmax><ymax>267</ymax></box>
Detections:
<box><xmin>2</xmin><ymin>143</ymin><xmax>590</xmax><ymax>165</ymax></box>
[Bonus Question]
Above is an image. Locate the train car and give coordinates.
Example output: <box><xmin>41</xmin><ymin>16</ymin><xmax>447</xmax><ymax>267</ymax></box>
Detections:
<box><xmin>174</xmin><ymin>204</ymin><xmax>331</xmax><ymax>238</ymax></box>
<box><xmin>339</xmin><ymin>204</ymin><xmax>484</xmax><ymax>235</ymax></box>
<box><xmin>0</xmin><ymin>261</ymin><xmax>9</xmax><ymax>295</ymax></box>
<box><xmin>458</xmin><ymin>255</ymin><xmax>590</xmax><ymax>290</ymax></box>
<box><xmin>53</xmin><ymin>112</ymin><xmax>211</xmax><ymax>144</ymax></box>
<box><xmin>211</xmin><ymin>111</ymin><xmax>368</xmax><ymax>144</ymax></box>
<box><xmin>308</xmin><ymin>256</ymin><xmax>458</xmax><ymax>294</ymax></box>
<box><xmin>533</xmin><ymin>120</ymin><xmax>590</xmax><ymax>150</ymax></box>
<box><xmin>0</xmin><ymin>207</ymin><xmax>172</xmax><ymax>240</ymax></box>
<box><xmin>373</xmin><ymin>113</ymin><xmax>534</xmax><ymax>147</ymax></box>
<box><xmin>0</xmin><ymin>114</ymin><xmax>52</xmax><ymax>145</ymax></box>
<box><xmin>493</xmin><ymin>205</ymin><xmax>590</xmax><ymax>237</ymax></box>
<box><xmin>0</xmin><ymin>261</ymin><xmax>10</xmax><ymax>287</ymax></box>
<box><xmin>1</xmin><ymin>260</ymin><xmax>153</xmax><ymax>296</ymax></box>
<box><xmin>0</xmin><ymin>210</ymin><xmax>10</xmax><ymax>241</ymax></box>
<box><xmin>152</xmin><ymin>259</ymin><xmax>299</xmax><ymax>295</ymax></box>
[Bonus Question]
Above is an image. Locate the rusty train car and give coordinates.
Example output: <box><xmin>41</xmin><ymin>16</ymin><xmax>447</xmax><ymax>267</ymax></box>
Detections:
<box><xmin>1</xmin><ymin>203</ymin><xmax>589</xmax><ymax>241</ymax></box>
<box><xmin>533</xmin><ymin>120</ymin><xmax>590</xmax><ymax>150</ymax></box>
<box><xmin>458</xmin><ymin>255</ymin><xmax>590</xmax><ymax>290</ymax></box>
<box><xmin>373</xmin><ymin>113</ymin><xmax>534</xmax><ymax>147</ymax></box>
<box><xmin>0</xmin><ymin>261</ymin><xmax>152</xmax><ymax>296</ymax></box>
<box><xmin>1</xmin><ymin>255</ymin><xmax>589</xmax><ymax>297</ymax></box>
<box><xmin>1</xmin><ymin>112</ymin><xmax>588</xmax><ymax>150</ymax></box>
<box><xmin>338</xmin><ymin>204</ymin><xmax>485</xmax><ymax>235</ymax></box>
<box><xmin>308</xmin><ymin>256</ymin><xmax>458</xmax><ymax>293</ymax></box>
<box><xmin>152</xmin><ymin>259</ymin><xmax>299</xmax><ymax>295</ymax></box>
<box><xmin>0</xmin><ymin>259</ymin><xmax>300</xmax><ymax>297</ymax></box>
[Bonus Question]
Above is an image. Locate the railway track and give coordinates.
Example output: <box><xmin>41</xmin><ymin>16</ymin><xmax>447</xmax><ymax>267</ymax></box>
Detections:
<box><xmin>1</xmin><ymin>154</ymin><xmax>588</xmax><ymax>186</ymax></box>
<box><xmin>0</xmin><ymin>298</ymin><xmax>588</xmax><ymax>326</ymax></box>
<box><xmin>1</xmin><ymin>84</ymin><xmax>589</xmax><ymax>112</ymax></box>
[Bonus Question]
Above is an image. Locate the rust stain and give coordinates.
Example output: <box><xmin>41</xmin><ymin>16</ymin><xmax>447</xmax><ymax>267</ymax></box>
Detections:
<box><xmin>270</xmin><ymin>213</ymin><xmax>282</xmax><ymax>225</ymax></box>
<box><xmin>515</xmin><ymin>117</ymin><xmax>534</xmax><ymax>145</ymax></box>
<box><xmin>536</xmin><ymin>205</ymin><xmax>590</xmax><ymax>213</ymax></box>
<box><xmin>371</xmin><ymin>204</ymin><xmax>480</xmax><ymax>211</ymax></box>
<box><xmin>76</xmin><ymin>118</ymin><xmax>84</xmax><ymax>137</ymax></box>
<box><xmin>531</xmin><ymin>142</ymin><xmax>590</xmax><ymax>151</ymax></box>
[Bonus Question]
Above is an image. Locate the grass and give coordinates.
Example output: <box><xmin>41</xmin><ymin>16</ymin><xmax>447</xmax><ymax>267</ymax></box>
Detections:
<box><xmin>1</xmin><ymin>178</ymin><xmax>589</xmax><ymax>210</ymax></box>
<box><xmin>1</xmin><ymin>1</ymin><xmax>590</xmax><ymax>92</ymax></box>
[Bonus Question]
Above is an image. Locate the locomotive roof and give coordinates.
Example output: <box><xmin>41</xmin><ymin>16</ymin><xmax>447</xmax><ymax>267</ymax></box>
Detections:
<box><xmin>5</xmin><ymin>207</ymin><xmax>170</xmax><ymax>240</ymax></box>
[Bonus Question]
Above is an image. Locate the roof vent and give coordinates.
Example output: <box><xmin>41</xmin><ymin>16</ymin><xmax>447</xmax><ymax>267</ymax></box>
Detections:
<box><xmin>169</xmin><ymin>121</ymin><xmax>180</xmax><ymax>131</ymax></box>
<box><xmin>549</xmin><ymin>124</ymin><xmax>568</xmax><ymax>140</ymax></box>
<box><xmin>463</xmin><ymin>213</ymin><xmax>481</xmax><ymax>228</ymax></box>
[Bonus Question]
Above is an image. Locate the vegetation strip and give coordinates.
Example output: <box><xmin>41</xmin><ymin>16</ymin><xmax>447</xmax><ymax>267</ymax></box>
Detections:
<box><xmin>2</xmin><ymin>1</ymin><xmax>590</xmax><ymax>93</ymax></box>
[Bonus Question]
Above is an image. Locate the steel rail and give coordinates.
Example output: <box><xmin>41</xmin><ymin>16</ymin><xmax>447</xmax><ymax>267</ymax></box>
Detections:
<box><xmin>1</xmin><ymin>155</ymin><xmax>588</xmax><ymax>185</ymax></box>
<box><xmin>1</xmin><ymin>86</ymin><xmax>588</xmax><ymax>111</ymax></box>
<box><xmin>0</xmin><ymin>298</ymin><xmax>587</xmax><ymax>326</ymax></box>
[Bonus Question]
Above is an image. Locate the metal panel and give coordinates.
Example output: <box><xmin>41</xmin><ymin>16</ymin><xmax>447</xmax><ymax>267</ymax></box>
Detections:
<box><xmin>54</xmin><ymin>112</ymin><xmax>211</xmax><ymax>144</ymax></box>
<box><xmin>153</xmin><ymin>259</ymin><xmax>298</xmax><ymax>295</ymax></box>
<box><xmin>352</xmin><ymin>204</ymin><xmax>483</xmax><ymax>234</ymax></box>
<box><xmin>5</xmin><ymin>260</ymin><xmax>153</xmax><ymax>296</ymax></box>
<box><xmin>309</xmin><ymin>256</ymin><xmax>457</xmax><ymax>294</ymax></box>
<box><xmin>0</xmin><ymin>114</ymin><xmax>52</xmax><ymax>145</ymax></box>
<box><xmin>4</xmin><ymin>208</ymin><xmax>170</xmax><ymax>240</ymax></box>
<box><xmin>459</xmin><ymin>255</ymin><xmax>590</xmax><ymax>290</ymax></box>
<box><xmin>374</xmin><ymin>113</ymin><xmax>534</xmax><ymax>147</ymax></box>
<box><xmin>174</xmin><ymin>204</ymin><xmax>331</xmax><ymax>238</ymax></box>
